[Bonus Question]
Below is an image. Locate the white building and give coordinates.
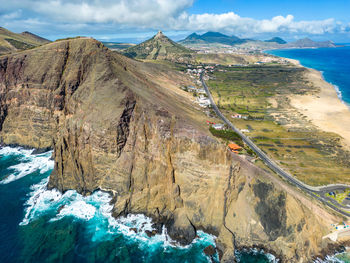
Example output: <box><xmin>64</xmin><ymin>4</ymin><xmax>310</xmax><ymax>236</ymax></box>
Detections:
<box><xmin>212</xmin><ymin>124</ymin><xmax>225</xmax><ymax>130</ymax></box>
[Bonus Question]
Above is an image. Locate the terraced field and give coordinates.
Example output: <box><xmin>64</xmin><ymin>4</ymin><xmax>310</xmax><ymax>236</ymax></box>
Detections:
<box><xmin>208</xmin><ymin>65</ymin><xmax>350</xmax><ymax>186</ymax></box>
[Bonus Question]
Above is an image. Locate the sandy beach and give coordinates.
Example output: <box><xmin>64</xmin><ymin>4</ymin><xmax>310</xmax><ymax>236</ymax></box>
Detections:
<box><xmin>288</xmin><ymin>59</ymin><xmax>350</xmax><ymax>150</ymax></box>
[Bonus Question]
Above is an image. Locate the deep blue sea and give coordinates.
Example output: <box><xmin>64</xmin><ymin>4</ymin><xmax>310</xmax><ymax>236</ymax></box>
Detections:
<box><xmin>0</xmin><ymin>147</ymin><xmax>278</xmax><ymax>263</ymax></box>
<box><xmin>266</xmin><ymin>45</ymin><xmax>350</xmax><ymax>107</ymax></box>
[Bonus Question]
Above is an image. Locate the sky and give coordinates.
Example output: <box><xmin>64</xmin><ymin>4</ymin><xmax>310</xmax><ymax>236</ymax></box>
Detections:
<box><xmin>0</xmin><ymin>0</ymin><xmax>349</xmax><ymax>43</ymax></box>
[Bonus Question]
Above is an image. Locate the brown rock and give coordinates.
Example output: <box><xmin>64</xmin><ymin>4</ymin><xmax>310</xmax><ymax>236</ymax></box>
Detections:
<box><xmin>204</xmin><ymin>245</ymin><xmax>216</xmax><ymax>256</ymax></box>
<box><xmin>130</xmin><ymin>228</ymin><xmax>138</xmax><ymax>233</ymax></box>
<box><xmin>145</xmin><ymin>230</ymin><xmax>156</xmax><ymax>238</ymax></box>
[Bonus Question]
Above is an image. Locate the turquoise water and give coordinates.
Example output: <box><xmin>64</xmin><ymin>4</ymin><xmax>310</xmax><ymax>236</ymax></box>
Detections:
<box><xmin>0</xmin><ymin>146</ymin><xmax>276</xmax><ymax>263</ymax></box>
<box><xmin>266</xmin><ymin>45</ymin><xmax>350</xmax><ymax>107</ymax></box>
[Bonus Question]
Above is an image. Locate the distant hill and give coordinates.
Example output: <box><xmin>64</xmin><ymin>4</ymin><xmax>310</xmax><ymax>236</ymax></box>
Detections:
<box><xmin>123</xmin><ymin>31</ymin><xmax>194</xmax><ymax>62</ymax></box>
<box><xmin>102</xmin><ymin>42</ymin><xmax>135</xmax><ymax>50</ymax></box>
<box><xmin>180</xmin><ymin>31</ymin><xmax>337</xmax><ymax>51</ymax></box>
<box><xmin>265</xmin><ymin>37</ymin><xmax>287</xmax><ymax>44</ymax></box>
<box><xmin>0</xmin><ymin>27</ymin><xmax>50</xmax><ymax>55</ymax></box>
<box><xmin>179</xmin><ymin>31</ymin><xmax>246</xmax><ymax>46</ymax></box>
<box><xmin>287</xmin><ymin>38</ymin><xmax>336</xmax><ymax>48</ymax></box>
<box><xmin>21</xmin><ymin>31</ymin><xmax>50</xmax><ymax>44</ymax></box>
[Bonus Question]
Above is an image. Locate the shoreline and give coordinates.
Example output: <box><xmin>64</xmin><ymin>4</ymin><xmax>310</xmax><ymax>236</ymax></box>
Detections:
<box><xmin>284</xmin><ymin>56</ymin><xmax>350</xmax><ymax>150</ymax></box>
<box><xmin>265</xmin><ymin>48</ymin><xmax>350</xmax><ymax>109</ymax></box>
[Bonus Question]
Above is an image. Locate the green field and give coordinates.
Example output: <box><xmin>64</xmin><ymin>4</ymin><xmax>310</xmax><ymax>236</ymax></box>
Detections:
<box><xmin>208</xmin><ymin>65</ymin><xmax>350</xmax><ymax>186</ymax></box>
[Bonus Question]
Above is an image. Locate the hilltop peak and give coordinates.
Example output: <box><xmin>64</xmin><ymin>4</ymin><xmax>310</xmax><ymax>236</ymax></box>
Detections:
<box><xmin>123</xmin><ymin>31</ymin><xmax>193</xmax><ymax>61</ymax></box>
<box><xmin>155</xmin><ymin>30</ymin><xmax>165</xmax><ymax>39</ymax></box>
<box><xmin>265</xmin><ymin>37</ymin><xmax>287</xmax><ymax>44</ymax></box>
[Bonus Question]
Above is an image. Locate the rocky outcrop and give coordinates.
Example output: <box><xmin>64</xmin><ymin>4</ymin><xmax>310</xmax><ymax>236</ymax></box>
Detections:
<box><xmin>0</xmin><ymin>38</ymin><xmax>341</xmax><ymax>262</ymax></box>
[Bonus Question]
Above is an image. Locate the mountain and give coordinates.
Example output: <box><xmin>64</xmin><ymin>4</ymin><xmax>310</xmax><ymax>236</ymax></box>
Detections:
<box><xmin>123</xmin><ymin>31</ymin><xmax>193</xmax><ymax>61</ymax></box>
<box><xmin>265</xmin><ymin>37</ymin><xmax>287</xmax><ymax>44</ymax></box>
<box><xmin>180</xmin><ymin>31</ymin><xmax>337</xmax><ymax>51</ymax></box>
<box><xmin>20</xmin><ymin>31</ymin><xmax>51</xmax><ymax>44</ymax></box>
<box><xmin>0</xmin><ymin>27</ymin><xmax>50</xmax><ymax>55</ymax></box>
<box><xmin>287</xmin><ymin>37</ymin><xmax>336</xmax><ymax>48</ymax></box>
<box><xmin>0</xmin><ymin>37</ymin><xmax>338</xmax><ymax>262</ymax></box>
<box><xmin>179</xmin><ymin>31</ymin><xmax>246</xmax><ymax>46</ymax></box>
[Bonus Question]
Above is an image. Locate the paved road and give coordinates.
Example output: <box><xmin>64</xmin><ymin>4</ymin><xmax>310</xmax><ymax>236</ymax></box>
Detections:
<box><xmin>200</xmin><ymin>73</ymin><xmax>350</xmax><ymax>217</ymax></box>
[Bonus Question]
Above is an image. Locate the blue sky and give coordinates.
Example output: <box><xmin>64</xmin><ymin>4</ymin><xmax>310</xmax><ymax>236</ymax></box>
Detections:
<box><xmin>189</xmin><ymin>0</ymin><xmax>350</xmax><ymax>22</ymax></box>
<box><xmin>0</xmin><ymin>0</ymin><xmax>349</xmax><ymax>43</ymax></box>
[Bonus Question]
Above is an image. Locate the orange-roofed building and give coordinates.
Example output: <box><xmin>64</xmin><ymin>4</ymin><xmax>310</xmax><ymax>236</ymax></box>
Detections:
<box><xmin>228</xmin><ymin>143</ymin><xmax>242</xmax><ymax>151</ymax></box>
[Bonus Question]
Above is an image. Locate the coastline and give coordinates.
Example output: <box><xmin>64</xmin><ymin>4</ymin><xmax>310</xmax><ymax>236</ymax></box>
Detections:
<box><xmin>285</xmin><ymin>57</ymin><xmax>350</xmax><ymax>150</ymax></box>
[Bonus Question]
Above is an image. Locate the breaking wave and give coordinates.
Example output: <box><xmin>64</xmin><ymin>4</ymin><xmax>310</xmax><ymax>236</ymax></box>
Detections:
<box><xmin>20</xmin><ymin>177</ymin><xmax>219</xmax><ymax>261</ymax></box>
<box><xmin>0</xmin><ymin>147</ymin><xmax>54</xmax><ymax>184</ymax></box>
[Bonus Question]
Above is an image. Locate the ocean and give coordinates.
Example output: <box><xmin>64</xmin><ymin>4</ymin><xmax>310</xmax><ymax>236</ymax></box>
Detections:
<box><xmin>266</xmin><ymin>45</ymin><xmax>350</xmax><ymax>107</ymax></box>
<box><xmin>0</xmin><ymin>147</ymin><xmax>276</xmax><ymax>263</ymax></box>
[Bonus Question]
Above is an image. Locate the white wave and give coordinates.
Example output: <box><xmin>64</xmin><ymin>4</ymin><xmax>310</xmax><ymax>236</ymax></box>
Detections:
<box><xmin>0</xmin><ymin>146</ymin><xmax>34</xmax><ymax>157</ymax></box>
<box><xmin>20</xmin><ymin>177</ymin><xmax>62</xmax><ymax>225</ymax></box>
<box><xmin>0</xmin><ymin>147</ymin><xmax>54</xmax><ymax>184</ymax></box>
<box><xmin>314</xmin><ymin>253</ymin><xmax>346</xmax><ymax>263</ymax></box>
<box><xmin>54</xmin><ymin>200</ymin><xmax>96</xmax><ymax>221</ymax></box>
<box><xmin>333</xmin><ymin>85</ymin><xmax>343</xmax><ymax>101</ymax></box>
<box><xmin>20</xmin><ymin>178</ymin><xmax>218</xmax><ymax>259</ymax></box>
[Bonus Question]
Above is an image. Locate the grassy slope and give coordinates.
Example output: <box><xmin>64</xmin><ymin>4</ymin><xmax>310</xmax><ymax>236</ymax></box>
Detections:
<box><xmin>208</xmin><ymin>65</ymin><xmax>350</xmax><ymax>186</ymax></box>
<box><xmin>0</xmin><ymin>27</ymin><xmax>50</xmax><ymax>55</ymax></box>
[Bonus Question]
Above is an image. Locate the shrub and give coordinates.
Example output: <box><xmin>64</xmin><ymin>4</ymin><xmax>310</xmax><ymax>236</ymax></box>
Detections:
<box><xmin>209</xmin><ymin>126</ymin><xmax>243</xmax><ymax>146</ymax></box>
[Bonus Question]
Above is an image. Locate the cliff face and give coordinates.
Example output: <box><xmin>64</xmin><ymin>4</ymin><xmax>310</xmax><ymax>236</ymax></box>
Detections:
<box><xmin>0</xmin><ymin>39</ymin><xmax>340</xmax><ymax>262</ymax></box>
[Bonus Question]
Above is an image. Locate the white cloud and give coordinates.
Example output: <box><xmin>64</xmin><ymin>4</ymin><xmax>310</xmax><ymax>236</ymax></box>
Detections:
<box><xmin>2</xmin><ymin>0</ymin><xmax>194</xmax><ymax>26</ymax></box>
<box><xmin>0</xmin><ymin>0</ymin><xmax>349</xmax><ymax>38</ymax></box>
<box><xmin>173</xmin><ymin>12</ymin><xmax>342</xmax><ymax>36</ymax></box>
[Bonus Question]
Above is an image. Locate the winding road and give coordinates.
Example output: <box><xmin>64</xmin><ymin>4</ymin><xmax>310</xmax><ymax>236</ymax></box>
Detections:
<box><xmin>200</xmin><ymin>73</ymin><xmax>350</xmax><ymax>218</ymax></box>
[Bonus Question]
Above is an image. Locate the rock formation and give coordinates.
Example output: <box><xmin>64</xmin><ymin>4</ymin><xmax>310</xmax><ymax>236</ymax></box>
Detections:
<box><xmin>0</xmin><ymin>38</ymin><xmax>341</xmax><ymax>262</ymax></box>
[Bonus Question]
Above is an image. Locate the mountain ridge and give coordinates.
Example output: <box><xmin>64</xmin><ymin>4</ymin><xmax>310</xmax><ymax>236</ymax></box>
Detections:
<box><xmin>179</xmin><ymin>31</ymin><xmax>337</xmax><ymax>49</ymax></box>
<box><xmin>179</xmin><ymin>31</ymin><xmax>245</xmax><ymax>46</ymax></box>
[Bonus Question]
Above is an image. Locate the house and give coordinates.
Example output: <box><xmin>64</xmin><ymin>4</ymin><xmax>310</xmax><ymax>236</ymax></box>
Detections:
<box><xmin>187</xmin><ymin>86</ymin><xmax>196</xmax><ymax>92</ymax></box>
<box><xmin>212</xmin><ymin>124</ymin><xmax>225</xmax><ymax>130</ymax></box>
<box><xmin>197</xmin><ymin>96</ymin><xmax>211</xmax><ymax>108</ymax></box>
<box><xmin>228</xmin><ymin>143</ymin><xmax>242</xmax><ymax>152</ymax></box>
<box><xmin>197</xmin><ymin>88</ymin><xmax>206</xmax><ymax>94</ymax></box>
<box><xmin>232</xmin><ymin>114</ymin><xmax>242</xmax><ymax>119</ymax></box>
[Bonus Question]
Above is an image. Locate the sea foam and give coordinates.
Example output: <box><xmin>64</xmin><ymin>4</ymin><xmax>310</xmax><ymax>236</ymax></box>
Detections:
<box><xmin>0</xmin><ymin>147</ymin><xmax>54</xmax><ymax>184</ymax></box>
<box><xmin>20</xmin><ymin>177</ymin><xmax>218</xmax><ymax>261</ymax></box>
<box><xmin>314</xmin><ymin>255</ymin><xmax>345</xmax><ymax>263</ymax></box>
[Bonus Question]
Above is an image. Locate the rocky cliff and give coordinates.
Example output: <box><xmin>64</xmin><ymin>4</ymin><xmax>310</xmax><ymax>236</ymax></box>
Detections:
<box><xmin>0</xmin><ymin>38</ymin><xmax>341</xmax><ymax>262</ymax></box>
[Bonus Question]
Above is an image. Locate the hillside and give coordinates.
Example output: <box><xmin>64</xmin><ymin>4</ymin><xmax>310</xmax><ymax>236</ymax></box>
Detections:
<box><xmin>0</xmin><ymin>37</ymin><xmax>341</xmax><ymax>262</ymax></box>
<box><xmin>123</xmin><ymin>31</ymin><xmax>193</xmax><ymax>62</ymax></box>
<box><xmin>0</xmin><ymin>27</ymin><xmax>50</xmax><ymax>55</ymax></box>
